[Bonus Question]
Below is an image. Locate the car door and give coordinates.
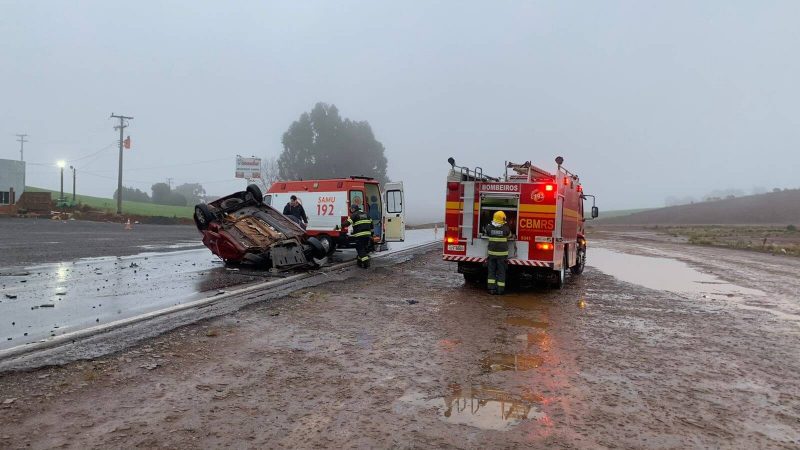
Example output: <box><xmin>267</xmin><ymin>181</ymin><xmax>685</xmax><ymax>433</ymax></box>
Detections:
<box><xmin>383</xmin><ymin>182</ymin><xmax>405</xmax><ymax>241</ymax></box>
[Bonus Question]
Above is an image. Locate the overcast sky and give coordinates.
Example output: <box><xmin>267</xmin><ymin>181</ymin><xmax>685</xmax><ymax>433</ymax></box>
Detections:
<box><xmin>2</xmin><ymin>1</ymin><xmax>798</xmax><ymax>221</ymax></box>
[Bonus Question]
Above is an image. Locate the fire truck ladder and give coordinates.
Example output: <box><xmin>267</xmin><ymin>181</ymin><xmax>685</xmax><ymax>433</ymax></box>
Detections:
<box><xmin>447</xmin><ymin>158</ymin><xmax>499</xmax><ymax>242</ymax></box>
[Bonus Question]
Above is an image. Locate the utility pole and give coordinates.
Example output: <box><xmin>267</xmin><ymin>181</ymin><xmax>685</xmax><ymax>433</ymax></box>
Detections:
<box><xmin>70</xmin><ymin>165</ymin><xmax>76</xmax><ymax>205</ymax></box>
<box><xmin>110</xmin><ymin>113</ymin><xmax>133</xmax><ymax>214</ymax></box>
<box><xmin>15</xmin><ymin>134</ymin><xmax>27</xmax><ymax>161</ymax></box>
<box><xmin>166</xmin><ymin>177</ymin><xmax>173</xmax><ymax>190</ymax></box>
<box><xmin>16</xmin><ymin>134</ymin><xmax>28</xmax><ymax>188</ymax></box>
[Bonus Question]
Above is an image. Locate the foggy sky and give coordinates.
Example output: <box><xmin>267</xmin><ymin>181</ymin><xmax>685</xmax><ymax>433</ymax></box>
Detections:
<box><xmin>2</xmin><ymin>1</ymin><xmax>799</xmax><ymax>222</ymax></box>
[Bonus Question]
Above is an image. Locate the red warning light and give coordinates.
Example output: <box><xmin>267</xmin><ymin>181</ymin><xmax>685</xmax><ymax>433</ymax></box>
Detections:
<box><xmin>535</xmin><ymin>243</ymin><xmax>553</xmax><ymax>250</ymax></box>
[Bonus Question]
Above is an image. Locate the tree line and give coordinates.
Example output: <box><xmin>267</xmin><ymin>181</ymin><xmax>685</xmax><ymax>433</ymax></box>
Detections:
<box><xmin>114</xmin><ymin>182</ymin><xmax>206</xmax><ymax>206</ymax></box>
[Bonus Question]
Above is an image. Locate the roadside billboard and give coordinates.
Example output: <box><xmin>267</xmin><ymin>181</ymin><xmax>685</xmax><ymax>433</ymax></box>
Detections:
<box><xmin>235</xmin><ymin>156</ymin><xmax>262</xmax><ymax>179</ymax></box>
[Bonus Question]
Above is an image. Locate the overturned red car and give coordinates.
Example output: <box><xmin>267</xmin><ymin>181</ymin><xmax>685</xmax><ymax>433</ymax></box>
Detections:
<box><xmin>193</xmin><ymin>184</ymin><xmax>327</xmax><ymax>269</ymax></box>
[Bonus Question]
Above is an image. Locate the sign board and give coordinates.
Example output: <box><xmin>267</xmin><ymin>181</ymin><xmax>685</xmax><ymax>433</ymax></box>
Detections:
<box><xmin>235</xmin><ymin>156</ymin><xmax>262</xmax><ymax>179</ymax></box>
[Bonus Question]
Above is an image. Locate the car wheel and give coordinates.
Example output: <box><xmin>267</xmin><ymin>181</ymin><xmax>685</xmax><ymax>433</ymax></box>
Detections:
<box><xmin>246</xmin><ymin>184</ymin><xmax>263</xmax><ymax>204</ymax></box>
<box><xmin>318</xmin><ymin>234</ymin><xmax>336</xmax><ymax>256</ymax></box>
<box><xmin>194</xmin><ymin>204</ymin><xmax>215</xmax><ymax>231</ymax></box>
<box><xmin>306</xmin><ymin>236</ymin><xmax>327</xmax><ymax>259</ymax></box>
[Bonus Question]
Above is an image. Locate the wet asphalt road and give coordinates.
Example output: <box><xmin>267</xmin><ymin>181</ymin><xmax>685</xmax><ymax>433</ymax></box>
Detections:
<box><xmin>0</xmin><ymin>220</ymin><xmax>438</xmax><ymax>351</ymax></box>
<box><xmin>0</xmin><ymin>227</ymin><xmax>797</xmax><ymax>448</ymax></box>
<box><xmin>0</xmin><ymin>217</ymin><xmax>201</xmax><ymax>267</ymax></box>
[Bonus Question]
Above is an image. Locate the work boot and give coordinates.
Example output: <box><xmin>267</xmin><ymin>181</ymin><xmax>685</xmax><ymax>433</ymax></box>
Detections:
<box><xmin>363</xmin><ymin>259</ymin><xmax>370</xmax><ymax>269</ymax></box>
<box><xmin>356</xmin><ymin>259</ymin><xmax>363</xmax><ymax>268</ymax></box>
<box><xmin>488</xmin><ymin>288</ymin><xmax>497</xmax><ymax>295</ymax></box>
<box><xmin>496</xmin><ymin>289</ymin><xmax>505</xmax><ymax>296</ymax></box>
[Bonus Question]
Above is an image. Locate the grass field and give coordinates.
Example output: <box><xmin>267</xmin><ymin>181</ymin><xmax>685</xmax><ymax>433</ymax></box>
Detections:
<box><xmin>26</xmin><ymin>186</ymin><xmax>194</xmax><ymax>219</ymax></box>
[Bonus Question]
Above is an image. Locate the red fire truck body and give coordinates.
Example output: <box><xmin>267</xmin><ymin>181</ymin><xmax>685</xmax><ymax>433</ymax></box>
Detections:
<box><xmin>442</xmin><ymin>157</ymin><xmax>597</xmax><ymax>288</ymax></box>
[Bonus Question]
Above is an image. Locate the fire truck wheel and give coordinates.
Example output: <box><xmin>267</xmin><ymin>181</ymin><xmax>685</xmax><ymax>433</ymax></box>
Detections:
<box><xmin>246</xmin><ymin>184</ymin><xmax>264</xmax><ymax>204</ymax></box>
<box><xmin>318</xmin><ymin>234</ymin><xmax>336</xmax><ymax>255</ymax></box>
<box><xmin>553</xmin><ymin>253</ymin><xmax>567</xmax><ymax>289</ymax></box>
<box><xmin>463</xmin><ymin>272</ymin><xmax>484</xmax><ymax>285</ymax></box>
<box><xmin>571</xmin><ymin>247</ymin><xmax>586</xmax><ymax>275</ymax></box>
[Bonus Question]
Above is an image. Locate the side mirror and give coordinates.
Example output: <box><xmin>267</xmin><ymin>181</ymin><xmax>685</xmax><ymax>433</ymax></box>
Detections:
<box><xmin>591</xmin><ymin>206</ymin><xmax>599</xmax><ymax>218</ymax></box>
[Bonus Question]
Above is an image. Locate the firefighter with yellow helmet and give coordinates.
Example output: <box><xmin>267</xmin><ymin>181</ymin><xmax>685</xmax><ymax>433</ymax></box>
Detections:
<box><xmin>484</xmin><ymin>210</ymin><xmax>512</xmax><ymax>294</ymax></box>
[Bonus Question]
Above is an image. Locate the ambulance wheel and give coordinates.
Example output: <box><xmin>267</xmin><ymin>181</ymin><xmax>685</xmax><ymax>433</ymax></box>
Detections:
<box><xmin>318</xmin><ymin>234</ymin><xmax>336</xmax><ymax>255</ymax></box>
<box><xmin>552</xmin><ymin>254</ymin><xmax>567</xmax><ymax>289</ymax></box>
<box><xmin>194</xmin><ymin>204</ymin><xmax>214</xmax><ymax>231</ymax></box>
<box><xmin>571</xmin><ymin>247</ymin><xmax>586</xmax><ymax>275</ymax></box>
<box><xmin>246</xmin><ymin>184</ymin><xmax>263</xmax><ymax>204</ymax></box>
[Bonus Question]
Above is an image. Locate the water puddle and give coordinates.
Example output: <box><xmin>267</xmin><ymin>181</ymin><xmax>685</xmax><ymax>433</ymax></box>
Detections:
<box><xmin>397</xmin><ymin>384</ymin><xmax>545</xmax><ymax>431</ymax></box>
<box><xmin>588</xmin><ymin>247</ymin><xmax>764</xmax><ymax>297</ymax></box>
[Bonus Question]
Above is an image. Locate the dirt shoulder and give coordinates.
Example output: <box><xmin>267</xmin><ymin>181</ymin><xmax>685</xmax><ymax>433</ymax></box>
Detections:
<box><xmin>0</xmin><ymin>244</ymin><xmax>798</xmax><ymax>449</ymax></box>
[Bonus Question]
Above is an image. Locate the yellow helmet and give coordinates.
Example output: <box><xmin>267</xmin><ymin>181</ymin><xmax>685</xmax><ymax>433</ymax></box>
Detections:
<box><xmin>493</xmin><ymin>210</ymin><xmax>506</xmax><ymax>223</ymax></box>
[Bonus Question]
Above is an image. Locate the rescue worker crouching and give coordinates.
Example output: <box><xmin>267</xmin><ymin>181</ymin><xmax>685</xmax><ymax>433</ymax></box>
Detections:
<box><xmin>485</xmin><ymin>211</ymin><xmax>511</xmax><ymax>295</ymax></box>
<box><xmin>347</xmin><ymin>205</ymin><xmax>373</xmax><ymax>269</ymax></box>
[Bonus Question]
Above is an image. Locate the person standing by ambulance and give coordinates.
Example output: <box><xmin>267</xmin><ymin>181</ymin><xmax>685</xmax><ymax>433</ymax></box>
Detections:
<box><xmin>347</xmin><ymin>205</ymin><xmax>373</xmax><ymax>268</ymax></box>
<box><xmin>485</xmin><ymin>211</ymin><xmax>511</xmax><ymax>295</ymax></box>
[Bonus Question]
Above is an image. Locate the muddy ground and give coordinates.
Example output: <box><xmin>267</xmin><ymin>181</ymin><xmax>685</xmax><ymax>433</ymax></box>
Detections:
<box><xmin>0</xmin><ymin>217</ymin><xmax>200</xmax><ymax>267</ymax></box>
<box><xmin>0</xmin><ymin>232</ymin><xmax>798</xmax><ymax>449</ymax></box>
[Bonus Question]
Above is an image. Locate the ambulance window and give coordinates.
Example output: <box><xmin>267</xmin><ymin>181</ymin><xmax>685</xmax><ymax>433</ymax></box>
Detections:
<box><xmin>263</xmin><ymin>195</ymin><xmax>272</xmax><ymax>207</ymax></box>
<box><xmin>479</xmin><ymin>196</ymin><xmax>518</xmax><ymax>235</ymax></box>
<box><xmin>349</xmin><ymin>191</ymin><xmax>364</xmax><ymax>211</ymax></box>
<box><xmin>365</xmin><ymin>184</ymin><xmax>381</xmax><ymax>217</ymax></box>
<box><xmin>386</xmin><ymin>190</ymin><xmax>402</xmax><ymax>214</ymax></box>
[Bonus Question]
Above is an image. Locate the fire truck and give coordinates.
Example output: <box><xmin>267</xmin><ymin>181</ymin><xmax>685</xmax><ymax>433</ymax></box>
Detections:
<box><xmin>265</xmin><ymin>177</ymin><xmax>406</xmax><ymax>255</ymax></box>
<box><xmin>443</xmin><ymin>156</ymin><xmax>598</xmax><ymax>288</ymax></box>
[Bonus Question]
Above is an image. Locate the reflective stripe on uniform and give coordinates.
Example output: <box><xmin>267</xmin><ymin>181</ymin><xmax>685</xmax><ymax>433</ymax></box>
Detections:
<box><xmin>352</xmin><ymin>231</ymin><xmax>372</xmax><ymax>237</ymax></box>
<box><xmin>488</xmin><ymin>237</ymin><xmax>507</xmax><ymax>242</ymax></box>
<box><xmin>488</xmin><ymin>250</ymin><xmax>509</xmax><ymax>256</ymax></box>
<box><xmin>359</xmin><ymin>256</ymin><xmax>370</xmax><ymax>261</ymax></box>
<box><xmin>487</xmin><ymin>279</ymin><xmax>496</xmax><ymax>284</ymax></box>
<box><xmin>497</xmin><ymin>281</ymin><xmax>506</xmax><ymax>287</ymax></box>
<box><xmin>353</xmin><ymin>219</ymin><xmax>372</xmax><ymax>226</ymax></box>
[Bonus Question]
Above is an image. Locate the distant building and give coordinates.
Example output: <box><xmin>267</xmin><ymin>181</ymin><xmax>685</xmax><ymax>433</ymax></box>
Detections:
<box><xmin>0</xmin><ymin>159</ymin><xmax>26</xmax><ymax>213</ymax></box>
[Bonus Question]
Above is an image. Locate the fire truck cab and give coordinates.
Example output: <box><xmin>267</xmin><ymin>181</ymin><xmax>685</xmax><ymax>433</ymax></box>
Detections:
<box><xmin>443</xmin><ymin>156</ymin><xmax>598</xmax><ymax>288</ymax></box>
<box><xmin>266</xmin><ymin>177</ymin><xmax>406</xmax><ymax>255</ymax></box>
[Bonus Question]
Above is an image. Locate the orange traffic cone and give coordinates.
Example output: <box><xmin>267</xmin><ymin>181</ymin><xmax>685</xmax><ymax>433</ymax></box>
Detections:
<box><xmin>125</xmin><ymin>218</ymin><xmax>133</xmax><ymax>230</ymax></box>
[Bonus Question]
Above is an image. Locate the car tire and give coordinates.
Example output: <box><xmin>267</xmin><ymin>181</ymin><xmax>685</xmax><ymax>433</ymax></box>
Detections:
<box><xmin>194</xmin><ymin>204</ymin><xmax>215</xmax><ymax>231</ymax></box>
<box><xmin>317</xmin><ymin>234</ymin><xmax>336</xmax><ymax>256</ymax></box>
<box><xmin>306</xmin><ymin>236</ymin><xmax>327</xmax><ymax>259</ymax></box>
<box><xmin>246</xmin><ymin>184</ymin><xmax>263</xmax><ymax>204</ymax></box>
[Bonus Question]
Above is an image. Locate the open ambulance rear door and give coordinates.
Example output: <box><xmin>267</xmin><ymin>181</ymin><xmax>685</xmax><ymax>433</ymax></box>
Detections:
<box><xmin>383</xmin><ymin>181</ymin><xmax>405</xmax><ymax>241</ymax></box>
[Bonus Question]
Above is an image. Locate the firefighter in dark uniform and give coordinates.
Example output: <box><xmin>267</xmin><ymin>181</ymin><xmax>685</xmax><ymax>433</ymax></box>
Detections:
<box><xmin>485</xmin><ymin>210</ymin><xmax>511</xmax><ymax>295</ymax></box>
<box><xmin>347</xmin><ymin>205</ymin><xmax>373</xmax><ymax>268</ymax></box>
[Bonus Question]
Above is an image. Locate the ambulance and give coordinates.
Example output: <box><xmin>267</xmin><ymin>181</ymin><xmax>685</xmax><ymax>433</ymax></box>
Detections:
<box><xmin>265</xmin><ymin>177</ymin><xmax>406</xmax><ymax>255</ymax></box>
<box><xmin>443</xmin><ymin>156</ymin><xmax>598</xmax><ymax>288</ymax></box>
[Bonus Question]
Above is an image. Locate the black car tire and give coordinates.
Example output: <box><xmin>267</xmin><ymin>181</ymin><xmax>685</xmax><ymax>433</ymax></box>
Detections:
<box><xmin>194</xmin><ymin>204</ymin><xmax>215</xmax><ymax>231</ymax></box>
<box><xmin>306</xmin><ymin>236</ymin><xmax>327</xmax><ymax>259</ymax></box>
<box><xmin>318</xmin><ymin>234</ymin><xmax>336</xmax><ymax>255</ymax></box>
<box><xmin>246</xmin><ymin>184</ymin><xmax>263</xmax><ymax>204</ymax></box>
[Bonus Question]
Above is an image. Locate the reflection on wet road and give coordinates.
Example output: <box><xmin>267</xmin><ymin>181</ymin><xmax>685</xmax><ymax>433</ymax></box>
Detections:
<box><xmin>398</xmin><ymin>384</ymin><xmax>545</xmax><ymax>431</ymax></box>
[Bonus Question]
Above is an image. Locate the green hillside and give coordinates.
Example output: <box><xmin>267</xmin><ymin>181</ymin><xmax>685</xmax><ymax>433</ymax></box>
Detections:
<box><xmin>26</xmin><ymin>186</ymin><xmax>194</xmax><ymax>218</ymax></box>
